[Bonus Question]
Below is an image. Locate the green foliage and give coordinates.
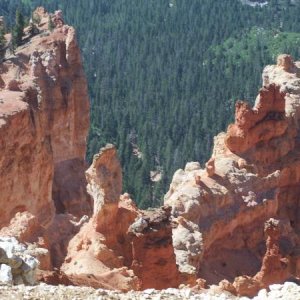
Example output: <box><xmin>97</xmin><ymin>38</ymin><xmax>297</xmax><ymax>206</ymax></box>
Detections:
<box><xmin>12</xmin><ymin>9</ymin><xmax>25</xmax><ymax>48</ymax></box>
<box><xmin>48</xmin><ymin>16</ymin><xmax>55</xmax><ymax>32</ymax></box>
<box><xmin>2</xmin><ymin>0</ymin><xmax>300</xmax><ymax>208</ymax></box>
<box><xmin>31</xmin><ymin>12</ymin><xmax>41</xmax><ymax>25</ymax></box>
<box><xmin>28</xmin><ymin>22</ymin><xmax>38</xmax><ymax>37</ymax></box>
<box><xmin>210</xmin><ymin>27</ymin><xmax>300</xmax><ymax>67</ymax></box>
<box><xmin>0</xmin><ymin>21</ymin><xmax>5</xmax><ymax>61</ymax></box>
<box><xmin>0</xmin><ymin>22</ymin><xmax>5</xmax><ymax>50</ymax></box>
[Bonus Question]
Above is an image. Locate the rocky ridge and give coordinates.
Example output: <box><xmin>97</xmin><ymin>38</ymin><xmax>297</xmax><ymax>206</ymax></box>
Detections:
<box><xmin>0</xmin><ymin>6</ymin><xmax>300</xmax><ymax>299</ymax></box>
<box><xmin>164</xmin><ymin>54</ymin><xmax>300</xmax><ymax>295</ymax></box>
<box><xmin>0</xmin><ymin>7</ymin><xmax>91</xmax><ymax>228</ymax></box>
<box><xmin>60</xmin><ymin>144</ymin><xmax>180</xmax><ymax>290</ymax></box>
<box><xmin>0</xmin><ymin>5</ymin><xmax>92</xmax><ymax>282</ymax></box>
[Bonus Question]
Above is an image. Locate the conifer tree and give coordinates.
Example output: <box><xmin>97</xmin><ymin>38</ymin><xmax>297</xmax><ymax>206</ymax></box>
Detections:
<box><xmin>0</xmin><ymin>18</ymin><xmax>6</xmax><ymax>61</ymax></box>
<box><xmin>48</xmin><ymin>16</ymin><xmax>55</xmax><ymax>32</ymax></box>
<box><xmin>31</xmin><ymin>12</ymin><xmax>41</xmax><ymax>25</ymax></box>
<box><xmin>12</xmin><ymin>9</ymin><xmax>24</xmax><ymax>48</ymax></box>
<box><xmin>0</xmin><ymin>20</ymin><xmax>5</xmax><ymax>50</ymax></box>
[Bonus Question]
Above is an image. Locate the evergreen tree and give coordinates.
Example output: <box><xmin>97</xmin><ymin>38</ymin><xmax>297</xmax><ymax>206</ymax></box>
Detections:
<box><xmin>12</xmin><ymin>9</ymin><xmax>25</xmax><ymax>48</ymax></box>
<box><xmin>31</xmin><ymin>12</ymin><xmax>41</xmax><ymax>25</ymax></box>
<box><xmin>0</xmin><ymin>18</ymin><xmax>6</xmax><ymax>61</ymax></box>
<box><xmin>28</xmin><ymin>21</ymin><xmax>38</xmax><ymax>37</ymax></box>
<box><xmin>48</xmin><ymin>16</ymin><xmax>55</xmax><ymax>32</ymax></box>
<box><xmin>0</xmin><ymin>20</ymin><xmax>5</xmax><ymax>50</ymax></box>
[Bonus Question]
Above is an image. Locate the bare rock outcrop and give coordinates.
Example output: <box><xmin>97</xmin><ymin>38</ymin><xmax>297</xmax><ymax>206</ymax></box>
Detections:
<box><xmin>253</xmin><ymin>218</ymin><xmax>290</xmax><ymax>288</ymax></box>
<box><xmin>86</xmin><ymin>144</ymin><xmax>123</xmax><ymax>232</ymax></box>
<box><xmin>129</xmin><ymin>207</ymin><xmax>180</xmax><ymax>290</ymax></box>
<box><xmin>0</xmin><ymin>237</ymin><xmax>39</xmax><ymax>285</ymax></box>
<box><xmin>227</xmin><ymin>218</ymin><xmax>291</xmax><ymax>297</ymax></box>
<box><xmin>0</xmin><ymin>8</ymin><xmax>94</xmax><ymax>286</ymax></box>
<box><xmin>164</xmin><ymin>54</ymin><xmax>300</xmax><ymax>291</ymax></box>
<box><xmin>61</xmin><ymin>145</ymin><xmax>139</xmax><ymax>291</ymax></box>
<box><xmin>1</xmin><ymin>6</ymin><xmax>300</xmax><ymax>296</ymax></box>
<box><xmin>62</xmin><ymin>145</ymin><xmax>179</xmax><ymax>290</ymax></box>
<box><xmin>225</xmin><ymin>84</ymin><xmax>287</xmax><ymax>158</ymax></box>
<box><xmin>0</xmin><ymin>7</ymin><xmax>91</xmax><ymax>229</ymax></box>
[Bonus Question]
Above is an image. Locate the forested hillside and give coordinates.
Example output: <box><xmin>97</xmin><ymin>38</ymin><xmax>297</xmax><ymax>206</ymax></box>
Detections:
<box><xmin>1</xmin><ymin>0</ymin><xmax>300</xmax><ymax>208</ymax></box>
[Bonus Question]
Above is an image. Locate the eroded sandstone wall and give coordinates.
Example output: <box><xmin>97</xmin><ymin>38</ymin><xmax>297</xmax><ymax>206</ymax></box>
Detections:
<box><xmin>1</xmin><ymin>7</ymin><xmax>300</xmax><ymax>295</ymax></box>
<box><xmin>164</xmin><ymin>54</ymin><xmax>300</xmax><ymax>287</ymax></box>
<box><xmin>61</xmin><ymin>145</ymin><xmax>180</xmax><ymax>290</ymax></box>
<box><xmin>0</xmin><ymin>7</ymin><xmax>91</xmax><ymax>227</ymax></box>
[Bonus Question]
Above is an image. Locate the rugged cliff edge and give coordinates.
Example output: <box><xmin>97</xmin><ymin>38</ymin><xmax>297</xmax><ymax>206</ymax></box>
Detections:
<box><xmin>0</xmin><ymin>7</ymin><xmax>91</xmax><ymax>227</ymax></box>
<box><xmin>0</xmin><ymin>7</ymin><xmax>300</xmax><ymax>298</ymax></box>
<box><xmin>0</xmin><ymin>7</ymin><xmax>180</xmax><ymax>292</ymax></box>
<box><xmin>164</xmin><ymin>54</ymin><xmax>300</xmax><ymax>295</ymax></box>
<box><xmin>0</xmin><ymin>6</ymin><xmax>92</xmax><ymax>275</ymax></box>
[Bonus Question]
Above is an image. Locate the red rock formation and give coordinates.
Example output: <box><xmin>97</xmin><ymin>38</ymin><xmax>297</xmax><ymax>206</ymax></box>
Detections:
<box><xmin>0</xmin><ymin>212</ymin><xmax>44</xmax><ymax>245</ymax></box>
<box><xmin>0</xmin><ymin>7</ymin><xmax>91</xmax><ymax>229</ymax></box>
<box><xmin>165</xmin><ymin>54</ymin><xmax>300</xmax><ymax>292</ymax></box>
<box><xmin>0</xmin><ymin>5</ymin><xmax>176</xmax><ymax>291</ymax></box>
<box><xmin>277</xmin><ymin>54</ymin><xmax>296</xmax><ymax>72</ymax></box>
<box><xmin>61</xmin><ymin>145</ymin><xmax>180</xmax><ymax>290</ymax></box>
<box><xmin>221</xmin><ymin>218</ymin><xmax>291</xmax><ymax>297</ymax></box>
<box><xmin>61</xmin><ymin>145</ymin><xmax>139</xmax><ymax>290</ymax></box>
<box><xmin>225</xmin><ymin>84</ymin><xmax>288</xmax><ymax>158</ymax></box>
<box><xmin>205</xmin><ymin>158</ymin><xmax>215</xmax><ymax>177</ymax></box>
<box><xmin>254</xmin><ymin>218</ymin><xmax>290</xmax><ymax>287</ymax></box>
<box><xmin>0</xmin><ymin>89</ymin><xmax>54</xmax><ymax>227</ymax></box>
<box><xmin>1</xmin><ymin>6</ymin><xmax>300</xmax><ymax>296</ymax></box>
<box><xmin>0</xmin><ymin>7</ymin><xmax>94</xmax><ymax>282</ymax></box>
<box><xmin>129</xmin><ymin>207</ymin><xmax>180</xmax><ymax>290</ymax></box>
<box><xmin>0</xmin><ymin>211</ymin><xmax>52</xmax><ymax>270</ymax></box>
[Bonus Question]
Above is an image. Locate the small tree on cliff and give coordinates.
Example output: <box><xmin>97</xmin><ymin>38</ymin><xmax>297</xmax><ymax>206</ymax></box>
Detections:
<box><xmin>48</xmin><ymin>16</ymin><xmax>55</xmax><ymax>32</ymax></box>
<box><xmin>0</xmin><ymin>20</ymin><xmax>6</xmax><ymax>61</ymax></box>
<box><xmin>28</xmin><ymin>22</ymin><xmax>39</xmax><ymax>37</ymax></box>
<box><xmin>0</xmin><ymin>22</ymin><xmax>5</xmax><ymax>50</ymax></box>
<box><xmin>12</xmin><ymin>10</ymin><xmax>25</xmax><ymax>48</ymax></box>
<box><xmin>31</xmin><ymin>12</ymin><xmax>41</xmax><ymax>26</ymax></box>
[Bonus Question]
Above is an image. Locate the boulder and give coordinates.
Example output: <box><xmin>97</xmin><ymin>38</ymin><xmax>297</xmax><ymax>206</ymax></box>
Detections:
<box><xmin>0</xmin><ymin>237</ymin><xmax>39</xmax><ymax>285</ymax></box>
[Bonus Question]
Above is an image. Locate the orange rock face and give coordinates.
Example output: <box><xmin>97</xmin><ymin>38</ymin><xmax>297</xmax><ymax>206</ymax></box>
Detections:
<box><xmin>0</xmin><ymin>8</ymin><xmax>180</xmax><ymax>291</ymax></box>
<box><xmin>1</xmin><ymin>6</ymin><xmax>300</xmax><ymax>296</ymax></box>
<box><xmin>61</xmin><ymin>145</ymin><xmax>139</xmax><ymax>290</ymax></box>
<box><xmin>164</xmin><ymin>54</ymin><xmax>300</xmax><ymax>292</ymax></box>
<box><xmin>129</xmin><ymin>207</ymin><xmax>180</xmax><ymax>290</ymax></box>
<box><xmin>61</xmin><ymin>145</ymin><xmax>180</xmax><ymax>290</ymax></box>
<box><xmin>254</xmin><ymin>218</ymin><xmax>290</xmax><ymax>288</ymax></box>
<box><xmin>0</xmin><ymin>212</ymin><xmax>44</xmax><ymax>244</ymax></box>
<box><xmin>225</xmin><ymin>84</ymin><xmax>288</xmax><ymax>158</ymax></box>
<box><xmin>225</xmin><ymin>218</ymin><xmax>291</xmax><ymax>297</ymax></box>
<box><xmin>0</xmin><ymin>7</ymin><xmax>91</xmax><ymax>228</ymax></box>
